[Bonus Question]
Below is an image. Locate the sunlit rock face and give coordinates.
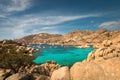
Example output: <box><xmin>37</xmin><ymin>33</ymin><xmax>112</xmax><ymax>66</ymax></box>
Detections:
<box><xmin>50</xmin><ymin>67</ymin><xmax>70</xmax><ymax>80</ymax></box>
<box><xmin>86</xmin><ymin>31</ymin><xmax>120</xmax><ymax>62</ymax></box>
<box><xmin>15</xmin><ymin>30</ymin><xmax>117</xmax><ymax>46</ymax></box>
<box><xmin>70</xmin><ymin>57</ymin><xmax>120</xmax><ymax>80</ymax></box>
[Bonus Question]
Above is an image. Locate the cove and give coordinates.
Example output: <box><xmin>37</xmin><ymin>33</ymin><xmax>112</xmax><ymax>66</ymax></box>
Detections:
<box><xmin>30</xmin><ymin>44</ymin><xmax>94</xmax><ymax>67</ymax></box>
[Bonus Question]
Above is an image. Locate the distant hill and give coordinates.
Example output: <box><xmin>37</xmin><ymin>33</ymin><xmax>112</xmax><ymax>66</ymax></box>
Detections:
<box><xmin>15</xmin><ymin>30</ymin><xmax>120</xmax><ymax>46</ymax></box>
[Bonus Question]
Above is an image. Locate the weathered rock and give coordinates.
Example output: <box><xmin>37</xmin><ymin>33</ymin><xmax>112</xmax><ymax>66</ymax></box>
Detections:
<box><xmin>30</xmin><ymin>61</ymin><xmax>61</xmax><ymax>77</ymax></box>
<box><xmin>30</xmin><ymin>65</ymin><xmax>46</xmax><ymax>76</ymax></box>
<box><xmin>87</xmin><ymin>52</ymin><xmax>95</xmax><ymax>61</ymax></box>
<box><xmin>102</xmin><ymin>40</ymin><xmax>112</xmax><ymax>47</ymax></box>
<box><xmin>94</xmin><ymin>57</ymin><xmax>120</xmax><ymax>80</ymax></box>
<box><xmin>40</xmin><ymin>61</ymin><xmax>61</xmax><ymax>76</ymax></box>
<box><xmin>50</xmin><ymin>67</ymin><xmax>70</xmax><ymax>80</ymax></box>
<box><xmin>0</xmin><ymin>70</ymin><xmax>6</xmax><ymax>80</ymax></box>
<box><xmin>0</xmin><ymin>69</ymin><xmax>11</xmax><ymax>80</ymax></box>
<box><xmin>6</xmin><ymin>73</ymin><xmax>35</xmax><ymax>80</ymax></box>
<box><xmin>86</xmin><ymin>33</ymin><xmax>120</xmax><ymax>61</ymax></box>
<box><xmin>35</xmin><ymin>75</ymin><xmax>50</xmax><ymax>80</ymax></box>
<box><xmin>70</xmin><ymin>62</ymin><xmax>106</xmax><ymax>80</ymax></box>
<box><xmin>71</xmin><ymin>57</ymin><xmax>120</xmax><ymax>80</ymax></box>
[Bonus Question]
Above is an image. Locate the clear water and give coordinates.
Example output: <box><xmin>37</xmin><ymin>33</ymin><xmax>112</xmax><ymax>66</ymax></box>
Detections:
<box><xmin>30</xmin><ymin>44</ymin><xmax>93</xmax><ymax>67</ymax></box>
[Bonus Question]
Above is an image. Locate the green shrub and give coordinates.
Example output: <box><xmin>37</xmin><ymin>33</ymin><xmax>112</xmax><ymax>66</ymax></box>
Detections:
<box><xmin>0</xmin><ymin>44</ymin><xmax>35</xmax><ymax>73</ymax></box>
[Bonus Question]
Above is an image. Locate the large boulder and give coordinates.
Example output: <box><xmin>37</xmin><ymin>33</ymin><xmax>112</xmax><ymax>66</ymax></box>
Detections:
<box><xmin>50</xmin><ymin>67</ymin><xmax>70</xmax><ymax>80</ymax></box>
<box><xmin>70</xmin><ymin>57</ymin><xmax>120</xmax><ymax>80</ymax></box>
<box><xmin>70</xmin><ymin>62</ymin><xmax>106</xmax><ymax>80</ymax></box>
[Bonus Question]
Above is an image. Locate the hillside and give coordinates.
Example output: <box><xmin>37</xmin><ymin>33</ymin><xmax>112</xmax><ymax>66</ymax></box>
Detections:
<box><xmin>15</xmin><ymin>33</ymin><xmax>63</xmax><ymax>44</ymax></box>
<box><xmin>15</xmin><ymin>30</ymin><xmax>116</xmax><ymax>46</ymax></box>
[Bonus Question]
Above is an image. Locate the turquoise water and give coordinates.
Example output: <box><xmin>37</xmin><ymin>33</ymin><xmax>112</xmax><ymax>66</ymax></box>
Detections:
<box><xmin>30</xmin><ymin>44</ymin><xmax>93</xmax><ymax>67</ymax></box>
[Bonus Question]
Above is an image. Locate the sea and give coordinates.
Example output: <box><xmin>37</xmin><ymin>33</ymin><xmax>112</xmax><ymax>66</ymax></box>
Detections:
<box><xmin>29</xmin><ymin>44</ymin><xmax>93</xmax><ymax>67</ymax></box>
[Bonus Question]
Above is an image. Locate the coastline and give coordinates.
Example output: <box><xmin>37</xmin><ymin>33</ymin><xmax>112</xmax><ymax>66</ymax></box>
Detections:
<box><xmin>0</xmin><ymin>30</ymin><xmax>120</xmax><ymax>80</ymax></box>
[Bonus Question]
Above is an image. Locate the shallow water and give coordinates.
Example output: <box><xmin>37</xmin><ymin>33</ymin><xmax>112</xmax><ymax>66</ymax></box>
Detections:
<box><xmin>30</xmin><ymin>44</ymin><xmax>93</xmax><ymax>67</ymax></box>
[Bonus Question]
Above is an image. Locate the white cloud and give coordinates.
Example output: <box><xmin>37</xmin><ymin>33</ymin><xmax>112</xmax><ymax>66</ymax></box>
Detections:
<box><xmin>99</xmin><ymin>20</ymin><xmax>120</xmax><ymax>30</ymax></box>
<box><xmin>39</xmin><ymin>15</ymin><xmax>98</xmax><ymax>25</ymax></box>
<box><xmin>41</xmin><ymin>27</ymin><xmax>56</xmax><ymax>30</ymax></box>
<box><xmin>0</xmin><ymin>14</ymin><xmax>100</xmax><ymax>39</ymax></box>
<box><xmin>0</xmin><ymin>15</ymin><xmax>6</xmax><ymax>18</ymax></box>
<box><xmin>1</xmin><ymin>0</ymin><xmax>31</xmax><ymax>12</ymax></box>
<box><xmin>10</xmin><ymin>14</ymin><xmax>100</xmax><ymax>26</ymax></box>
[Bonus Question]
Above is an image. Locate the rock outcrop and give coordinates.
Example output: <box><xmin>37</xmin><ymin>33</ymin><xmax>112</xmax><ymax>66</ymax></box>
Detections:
<box><xmin>50</xmin><ymin>67</ymin><xmax>70</xmax><ymax>80</ymax></box>
<box><xmin>30</xmin><ymin>61</ymin><xmax>61</xmax><ymax>77</ymax></box>
<box><xmin>6</xmin><ymin>73</ymin><xmax>35</xmax><ymax>80</ymax></box>
<box><xmin>70</xmin><ymin>62</ymin><xmax>106</xmax><ymax>80</ymax></box>
<box><xmin>15</xmin><ymin>30</ymin><xmax>116</xmax><ymax>46</ymax></box>
<box><xmin>0</xmin><ymin>40</ymin><xmax>37</xmax><ymax>80</ymax></box>
<box><xmin>70</xmin><ymin>57</ymin><xmax>120</xmax><ymax>80</ymax></box>
<box><xmin>0</xmin><ymin>40</ymin><xmax>38</xmax><ymax>55</ymax></box>
<box><xmin>69</xmin><ymin>30</ymin><xmax>120</xmax><ymax>80</ymax></box>
<box><xmin>0</xmin><ymin>60</ymin><xmax>60</xmax><ymax>80</ymax></box>
<box><xmin>86</xmin><ymin>31</ymin><xmax>120</xmax><ymax>61</ymax></box>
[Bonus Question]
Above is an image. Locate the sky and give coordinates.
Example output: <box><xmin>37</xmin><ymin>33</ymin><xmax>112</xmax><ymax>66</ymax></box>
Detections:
<box><xmin>0</xmin><ymin>0</ymin><xmax>120</xmax><ymax>40</ymax></box>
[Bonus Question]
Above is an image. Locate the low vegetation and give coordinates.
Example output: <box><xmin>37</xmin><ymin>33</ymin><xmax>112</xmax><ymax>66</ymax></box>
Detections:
<box><xmin>0</xmin><ymin>40</ymin><xmax>35</xmax><ymax>73</ymax></box>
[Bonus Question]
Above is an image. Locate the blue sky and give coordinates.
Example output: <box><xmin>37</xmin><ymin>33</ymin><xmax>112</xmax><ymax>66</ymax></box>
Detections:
<box><xmin>0</xmin><ymin>0</ymin><xmax>120</xmax><ymax>40</ymax></box>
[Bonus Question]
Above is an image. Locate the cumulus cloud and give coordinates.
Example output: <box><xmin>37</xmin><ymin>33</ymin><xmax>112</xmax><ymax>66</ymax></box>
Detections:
<box><xmin>99</xmin><ymin>20</ymin><xmax>120</xmax><ymax>30</ymax></box>
<box><xmin>0</xmin><ymin>0</ymin><xmax>31</xmax><ymax>12</ymax></box>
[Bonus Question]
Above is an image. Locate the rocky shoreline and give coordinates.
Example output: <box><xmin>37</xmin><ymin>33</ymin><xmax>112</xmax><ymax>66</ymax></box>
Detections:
<box><xmin>0</xmin><ymin>40</ymin><xmax>62</xmax><ymax>80</ymax></box>
<box><xmin>50</xmin><ymin>31</ymin><xmax>120</xmax><ymax>80</ymax></box>
<box><xmin>0</xmin><ymin>30</ymin><xmax>120</xmax><ymax>80</ymax></box>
